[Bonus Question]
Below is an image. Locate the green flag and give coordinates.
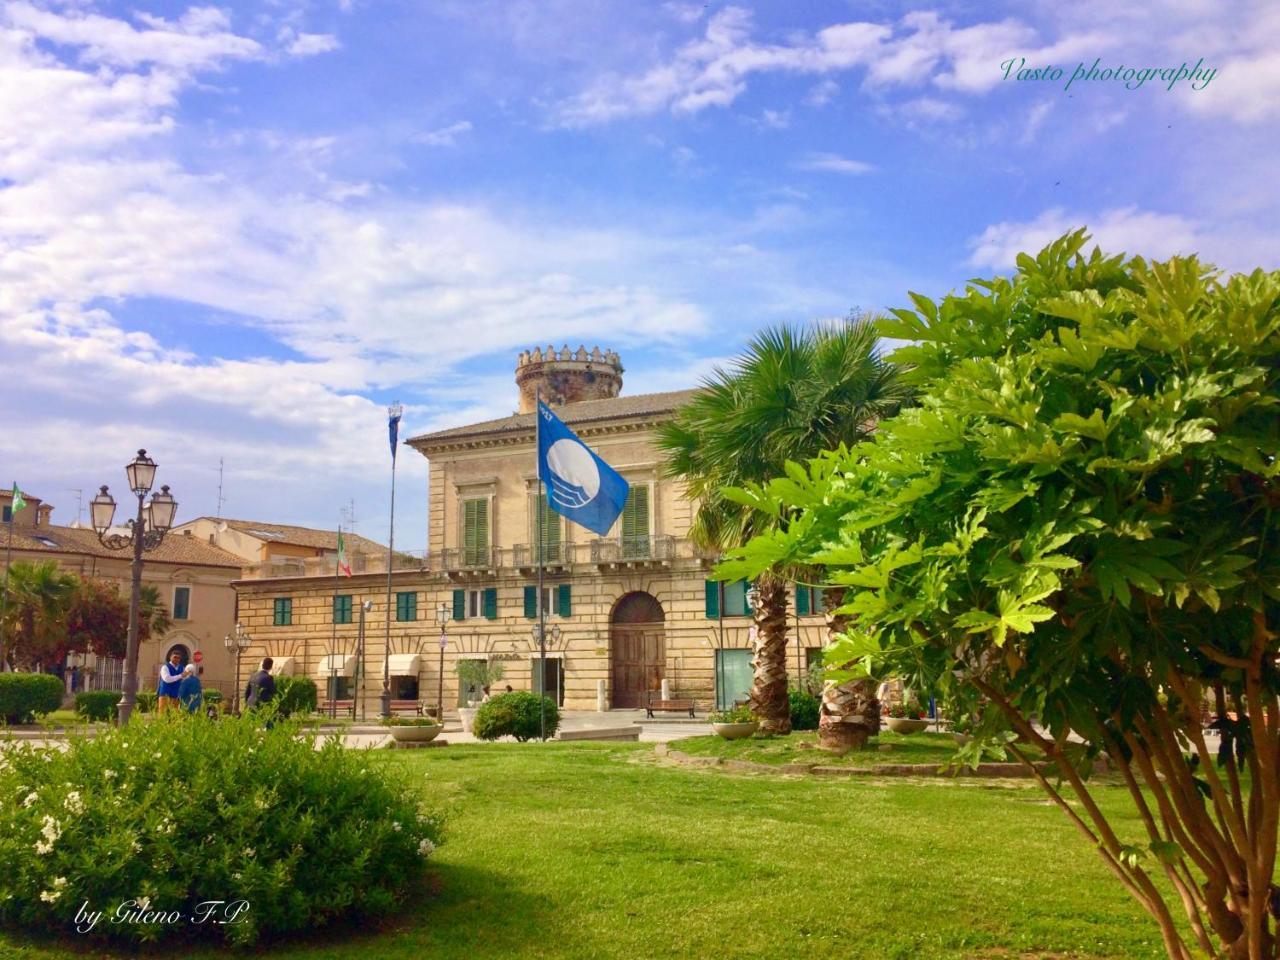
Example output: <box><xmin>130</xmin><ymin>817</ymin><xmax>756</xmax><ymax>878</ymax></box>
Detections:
<box><xmin>9</xmin><ymin>484</ymin><xmax>25</xmax><ymax>514</ymax></box>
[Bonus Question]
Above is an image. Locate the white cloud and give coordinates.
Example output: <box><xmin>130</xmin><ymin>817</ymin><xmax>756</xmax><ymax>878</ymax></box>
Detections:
<box><xmin>805</xmin><ymin>78</ymin><xmax>838</xmax><ymax>106</ymax></box>
<box><xmin>795</xmin><ymin>152</ymin><xmax>874</xmax><ymax>175</ymax></box>
<box><xmin>1020</xmin><ymin>100</ymin><xmax>1053</xmax><ymax>144</ymax></box>
<box><xmin>284</xmin><ymin>32</ymin><xmax>340</xmax><ymax>57</ymax></box>
<box><xmin>756</xmin><ymin>108</ymin><xmax>790</xmax><ymax>129</ymax></box>
<box><xmin>413</xmin><ymin>120</ymin><xmax>474</xmax><ymax>147</ymax></box>
<box><xmin>967</xmin><ymin>207</ymin><xmax>1203</xmax><ymax>270</ymax></box>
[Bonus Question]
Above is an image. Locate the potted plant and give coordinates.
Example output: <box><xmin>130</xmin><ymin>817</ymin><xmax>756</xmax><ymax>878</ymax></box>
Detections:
<box><xmin>886</xmin><ymin>700</ymin><xmax>930</xmax><ymax>734</ymax></box>
<box><xmin>710</xmin><ymin>704</ymin><xmax>759</xmax><ymax>740</ymax></box>
<box><xmin>380</xmin><ymin>716</ymin><xmax>442</xmax><ymax>743</ymax></box>
<box><xmin>950</xmin><ymin>714</ymin><xmax>974</xmax><ymax>745</ymax></box>
<box><xmin>455</xmin><ymin>660</ymin><xmax>505</xmax><ymax>733</ymax></box>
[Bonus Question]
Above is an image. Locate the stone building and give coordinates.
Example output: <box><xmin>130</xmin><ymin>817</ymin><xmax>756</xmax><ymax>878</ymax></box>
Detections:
<box><xmin>232</xmin><ymin>347</ymin><xmax>830</xmax><ymax>713</ymax></box>
<box><xmin>0</xmin><ymin>491</ymin><xmax>242</xmax><ymax>696</ymax></box>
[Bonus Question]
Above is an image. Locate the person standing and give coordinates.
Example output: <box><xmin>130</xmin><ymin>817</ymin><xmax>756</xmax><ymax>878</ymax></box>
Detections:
<box><xmin>177</xmin><ymin>664</ymin><xmax>203</xmax><ymax>715</ymax></box>
<box><xmin>244</xmin><ymin>657</ymin><xmax>276</xmax><ymax>710</ymax></box>
<box><xmin>157</xmin><ymin>652</ymin><xmax>184</xmax><ymax>712</ymax></box>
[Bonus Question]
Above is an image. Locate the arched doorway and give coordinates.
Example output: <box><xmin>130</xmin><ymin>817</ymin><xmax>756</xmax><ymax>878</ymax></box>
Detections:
<box><xmin>609</xmin><ymin>592</ymin><xmax>665</xmax><ymax>709</ymax></box>
<box><xmin>164</xmin><ymin>643</ymin><xmax>191</xmax><ymax>668</ymax></box>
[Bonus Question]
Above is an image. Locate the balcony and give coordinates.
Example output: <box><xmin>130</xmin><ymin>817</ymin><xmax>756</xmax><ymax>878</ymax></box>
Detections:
<box><xmin>432</xmin><ymin>546</ymin><xmax>499</xmax><ymax>578</ymax></box>
<box><xmin>511</xmin><ymin>541</ymin><xmax>568</xmax><ymax>572</ymax></box>
<box><xmin>590</xmin><ymin>535</ymin><xmax>678</xmax><ymax>567</ymax></box>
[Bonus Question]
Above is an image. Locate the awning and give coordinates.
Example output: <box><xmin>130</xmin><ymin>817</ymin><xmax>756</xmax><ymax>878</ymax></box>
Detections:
<box><xmin>316</xmin><ymin>654</ymin><xmax>355</xmax><ymax>678</ymax></box>
<box><xmin>388</xmin><ymin>653</ymin><xmax>421</xmax><ymax>676</ymax></box>
<box><xmin>271</xmin><ymin>656</ymin><xmax>296</xmax><ymax>676</ymax></box>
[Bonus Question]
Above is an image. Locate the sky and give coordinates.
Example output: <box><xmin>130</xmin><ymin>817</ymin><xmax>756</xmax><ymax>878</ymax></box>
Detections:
<box><xmin>1</xmin><ymin>0</ymin><xmax>1276</xmax><ymax>555</ymax></box>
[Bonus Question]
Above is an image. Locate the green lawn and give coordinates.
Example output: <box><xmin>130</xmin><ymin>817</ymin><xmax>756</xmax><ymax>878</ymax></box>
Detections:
<box><xmin>672</xmin><ymin>729</ymin><xmax>975</xmax><ymax>767</ymax></box>
<box><xmin>1</xmin><ymin>741</ymin><xmax>1171</xmax><ymax>959</ymax></box>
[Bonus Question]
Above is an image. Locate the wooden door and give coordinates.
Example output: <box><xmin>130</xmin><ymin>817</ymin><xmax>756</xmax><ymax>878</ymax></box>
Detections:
<box><xmin>610</xmin><ymin>624</ymin><xmax>665</xmax><ymax>708</ymax></box>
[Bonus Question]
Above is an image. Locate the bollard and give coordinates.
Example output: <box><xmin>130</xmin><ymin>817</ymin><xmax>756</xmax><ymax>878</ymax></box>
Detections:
<box><xmin>660</xmin><ymin>678</ymin><xmax>671</xmax><ymax>700</ymax></box>
<box><xmin>597</xmin><ymin>679</ymin><xmax>607</xmax><ymax>713</ymax></box>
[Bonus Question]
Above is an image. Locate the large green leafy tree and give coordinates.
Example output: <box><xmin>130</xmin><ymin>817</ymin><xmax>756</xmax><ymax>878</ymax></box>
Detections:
<box><xmin>658</xmin><ymin>317</ymin><xmax>909</xmax><ymax>735</ymax></box>
<box><xmin>65</xmin><ymin>577</ymin><xmax>130</xmax><ymax>659</ymax></box>
<box><xmin>0</xmin><ymin>561</ymin><xmax>78</xmax><ymax>669</ymax></box>
<box><xmin>722</xmin><ymin>232</ymin><xmax>1280</xmax><ymax>960</ymax></box>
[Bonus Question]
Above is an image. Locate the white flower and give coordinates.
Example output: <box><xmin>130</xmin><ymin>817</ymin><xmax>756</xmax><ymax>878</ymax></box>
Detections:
<box><xmin>22</xmin><ymin>792</ymin><xmax>38</xmax><ymax>808</ymax></box>
<box><xmin>136</xmin><ymin>896</ymin><xmax>151</xmax><ymax>911</ymax></box>
<box><xmin>153</xmin><ymin>752</ymin><xmax>162</xmax><ymax>759</ymax></box>
<box><xmin>103</xmin><ymin>770</ymin><xmax>116</xmax><ymax>780</ymax></box>
<box><xmin>34</xmin><ymin>840</ymin><xmax>53</xmax><ymax>855</ymax></box>
<box><xmin>39</xmin><ymin>888</ymin><xmax>62</xmax><ymax>903</ymax></box>
<box><xmin>40</xmin><ymin>816</ymin><xmax>61</xmax><ymax>843</ymax></box>
<box><xmin>254</xmin><ymin>796</ymin><xmax>268</xmax><ymax>810</ymax></box>
<box><xmin>64</xmin><ymin>792</ymin><xmax>84</xmax><ymax>815</ymax></box>
<box><xmin>52</xmin><ymin>877</ymin><xmax>66</xmax><ymax>889</ymax></box>
<box><xmin>242</xmin><ymin>847</ymin><xmax>255</xmax><ymax>859</ymax></box>
<box><xmin>418</xmin><ymin>838</ymin><xmax>435</xmax><ymax>857</ymax></box>
<box><xmin>392</xmin><ymin>822</ymin><xmax>402</xmax><ymax>832</ymax></box>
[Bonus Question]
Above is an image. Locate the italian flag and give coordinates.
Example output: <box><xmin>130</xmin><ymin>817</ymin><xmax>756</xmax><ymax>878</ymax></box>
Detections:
<box><xmin>336</xmin><ymin>530</ymin><xmax>352</xmax><ymax>576</ymax></box>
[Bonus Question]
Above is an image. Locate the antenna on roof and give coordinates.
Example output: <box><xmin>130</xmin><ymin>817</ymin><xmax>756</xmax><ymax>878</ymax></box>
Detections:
<box><xmin>341</xmin><ymin>498</ymin><xmax>356</xmax><ymax>534</ymax></box>
<box><xmin>66</xmin><ymin>488</ymin><xmax>83</xmax><ymax>525</ymax></box>
<box><xmin>216</xmin><ymin>458</ymin><xmax>226</xmax><ymax>519</ymax></box>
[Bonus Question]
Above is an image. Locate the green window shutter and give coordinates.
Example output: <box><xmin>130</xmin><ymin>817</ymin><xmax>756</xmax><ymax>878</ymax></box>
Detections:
<box><xmin>814</xmin><ymin>588</ymin><xmax>825</xmax><ymax>614</ymax></box>
<box><xmin>621</xmin><ymin>484</ymin><xmax>650</xmax><ymax>557</ymax></box>
<box><xmin>557</xmin><ymin>583</ymin><xmax>571</xmax><ymax>618</ymax></box>
<box><xmin>483</xmin><ymin>587</ymin><xmax>498</xmax><ymax>620</ymax></box>
<box><xmin>173</xmin><ymin>587</ymin><xmax>190</xmax><ymax>621</ymax></box>
<box><xmin>524</xmin><ymin>585</ymin><xmax>537</xmax><ymax>619</ymax></box>
<box><xmin>452</xmin><ymin>588</ymin><xmax>466</xmax><ymax>622</ymax></box>
<box><xmin>704</xmin><ymin>580</ymin><xmax>720</xmax><ymax>619</ymax></box>
<box><xmin>464</xmin><ymin>499</ymin><xmax>489</xmax><ymax>566</ymax></box>
<box><xmin>795</xmin><ymin>586</ymin><xmax>810</xmax><ymax>616</ymax></box>
<box><xmin>396</xmin><ymin>591</ymin><xmax>417</xmax><ymax>622</ymax></box>
<box><xmin>535</xmin><ymin>494</ymin><xmax>561</xmax><ymax>561</ymax></box>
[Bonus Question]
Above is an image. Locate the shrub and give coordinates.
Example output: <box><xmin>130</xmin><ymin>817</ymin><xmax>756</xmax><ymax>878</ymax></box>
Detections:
<box><xmin>472</xmin><ymin>691</ymin><xmax>559</xmax><ymax>741</ymax></box>
<box><xmin>0</xmin><ymin>713</ymin><xmax>443</xmax><ymax>946</ymax></box>
<box><xmin>0</xmin><ymin>673</ymin><xmax>64</xmax><ymax>724</ymax></box>
<box><xmin>135</xmin><ymin>691</ymin><xmax>157</xmax><ymax>713</ymax></box>
<box><xmin>709</xmin><ymin>704</ymin><xmax>755</xmax><ymax>724</ymax></box>
<box><xmin>888</xmin><ymin>700</ymin><xmax>927</xmax><ymax>719</ymax></box>
<box><xmin>788</xmin><ymin>689</ymin><xmax>820</xmax><ymax>731</ymax></box>
<box><xmin>203</xmin><ymin>689</ymin><xmax>224</xmax><ymax>705</ymax></box>
<box><xmin>274</xmin><ymin>676</ymin><xmax>317</xmax><ymax>717</ymax></box>
<box><xmin>74</xmin><ymin>690</ymin><xmax>121</xmax><ymax>722</ymax></box>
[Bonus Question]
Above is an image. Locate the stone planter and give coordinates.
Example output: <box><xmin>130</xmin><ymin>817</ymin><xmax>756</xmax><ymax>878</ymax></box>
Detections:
<box><xmin>712</xmin><ymin>721</ymin><xmax>759</xmax><ymax>740</ymax></box>
<box><xmin>886</xmin><ymin>717</ymin><xmax>930</xmax><ymax>734</ymax></box>
<box><xmin>458</xmin><ymin>708</ymin><xmax>477</xmax><ymax>733</ymax></box>
<box><xmin>389</xmin><ymin>724</ymin><xmax>441</xmax><ymax>744</ymax></box>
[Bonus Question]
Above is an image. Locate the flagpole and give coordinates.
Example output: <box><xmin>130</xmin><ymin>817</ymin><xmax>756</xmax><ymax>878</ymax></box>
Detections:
<box><xmin>537</xmin><ymin>388</ymin><xmax>547</xmax><ymax>742</ymax></box>
<box><xmin>381</xmin><ymin>402</ymin><xmax>402</xmax><ymax>720</ymax></box>
<box><xmin>329</xmin><ymin>524</ymin><xmax>340</xmax><ymax>718</ymax></box>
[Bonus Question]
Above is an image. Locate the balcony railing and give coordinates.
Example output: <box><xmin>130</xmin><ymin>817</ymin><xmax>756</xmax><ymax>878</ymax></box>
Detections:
<box><xmin>240</xmin><ymin>550</ymin><xmax>426</xmax><ymax>580</ymax></box>
<box><xmin>590</xmin><ymin>535</ymin><xmax>678</xmax><ymax>564</ymax></box>
<box><xmin>426</xmin><ymin>537</ymin><xmax>702</xmax><ymax>574</ymax></box>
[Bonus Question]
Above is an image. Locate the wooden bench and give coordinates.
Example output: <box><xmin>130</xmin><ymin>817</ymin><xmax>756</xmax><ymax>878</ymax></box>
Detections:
<box><xmin>645</xmin><ymin>694</ymin><xmax>696</xmax><ymax>718</ymax></box>
<box><xmin>389</xmin><ymin>699</ymin><xmax>423</xmax><ymax>716</ymax></box>
<box><xmin>320</xmin><ymin>699</ymin><xmax>355</xmax><ymax>718</ymax></box>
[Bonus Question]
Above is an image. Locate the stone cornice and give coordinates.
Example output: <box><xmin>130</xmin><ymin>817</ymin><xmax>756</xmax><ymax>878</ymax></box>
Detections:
<box><xmin>407</xmin><ymin>414</ymin><xmax>670</xmax><ymax>458</ymax></box>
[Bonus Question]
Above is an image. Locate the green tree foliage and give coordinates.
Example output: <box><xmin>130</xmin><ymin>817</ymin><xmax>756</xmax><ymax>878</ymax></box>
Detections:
<box><xmin>721</xmin><ymin>232</ymin><xmax>1280</xmax><ymax>960</ymax></box>
<box><xmin>65</xmin><ymin>578</ymin><xmax>129</xmax><ymax>659</ymax></box>
<box><xmin>0</xmin><ymin>561</ymin><xmax>77</xmax><ymax>669</ymax></box>
<box><xmin>658</xmin><ymin>317</ymin><xmax>910</xmax><ymax>734</ymax></box>
<box><xmin>274</xmin><ymin>676</ymin><xmax>318</xmax><ymax>716</ymax></box>
<box><xmin>0</xmin><ymin>673</ymin><xmax>64</xmax><ymax>723</ymax></box>
<box><xmin>472</xmin><ymin>691</ymin><xmax>560</xmax><ymax>742</ymax></box>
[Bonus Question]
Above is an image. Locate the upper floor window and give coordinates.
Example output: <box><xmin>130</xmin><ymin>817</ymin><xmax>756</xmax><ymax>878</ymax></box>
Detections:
<box><xmin>619</xmin><ymin>483</ymin><xmax>650</xmax><ymax>558</ymax></box>
<box><xmin>1</xmin><ymin>506</ymin><xmax>10</xmax><ymax>523</ymax></box>
<box><xmin>273</xmin><ymin>598</ymin><xmax>292</xmax><ymax>626</ymax></box>
<box><xmin>530</xmin><ymin>493</ymin><xmax>563</xmax><ymax>562</ymax></box>
<box><xmin>795</xmin><ymin>586</ymin><xmax>826</xmax><ymax>616</ymax></box>
<box><xmin>462</xmin><ymin>498</ymin><xmax>489</xmax><ymax>566</ymax></box>
<box><xmin>396</xmin><ymin>591</ymin><xmax>418</xmax><ymax>622</ymax></box>
<box><xmin>333</xmin><ymin>594</ymin><xmax>353</xmax><ymax>624</ymax></box>
<box><xmin>704</xmin><ymin>579</ymin><xmax>751</xmax><ymax>618</ymax></box>
<box><xmin>452</xmin><ymin>587</ymin><xmax>497</xmax><ymax>621</ymax></box>
<box><xmin>172</xmin><ymin>586</ymin><xmax>191</xmax><ymax>621</ymax></box>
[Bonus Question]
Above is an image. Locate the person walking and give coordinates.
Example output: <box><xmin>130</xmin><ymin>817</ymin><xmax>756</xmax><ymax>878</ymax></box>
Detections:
<box><xmin>157</xmin><ymin>652</ymin><xmax>184</xmax><ymax>712</ymax></box>
<box><xmin>177</xmin><ymin>664</ymin><xmax>203</xmax><ymax>715</ymax></box>
<box><xmin>244</xmin><ymin>657</ymin><xmax>276</xmax><ymax>711</ymax></box>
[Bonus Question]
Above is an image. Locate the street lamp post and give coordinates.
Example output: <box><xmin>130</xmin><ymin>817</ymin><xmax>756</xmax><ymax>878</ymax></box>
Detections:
<box><xmin>357</xmin><ymin>599</ymin><xmax>373</xmax><ymax>720</ymax></box>
<box><xmin>89</xmin><ymin>450</ymin><xmax>177</xmax><ymax>726</ymax></box>
<box><xmin>223</xmin><ymin>622</ymin><xmax>251</xmax><ymax>714</ymax></box>
<box><xmin>530</xmin><ymin>622</ymin><xmax>561</xmax><ymax>740</ymax></box>
<box><xmin>435</xmin><ymin>602</ymin><xmax>450</xmax><ymax>722</ymax></box>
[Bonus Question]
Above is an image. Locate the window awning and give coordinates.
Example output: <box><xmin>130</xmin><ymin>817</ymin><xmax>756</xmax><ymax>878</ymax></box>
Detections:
<box><xmin>388</xmin><ymin>653</ymin><xmax>421</xmax><ymax>676</ymax></box>
<box><xmin>316</xmin><ymin>654</ymin><xmax>355</xmax><ymax>678</ymax></box>
<box><xmin>272</xmin><ymin>656</ymin><xmax>296</xmax><ymax>676</ymax></box>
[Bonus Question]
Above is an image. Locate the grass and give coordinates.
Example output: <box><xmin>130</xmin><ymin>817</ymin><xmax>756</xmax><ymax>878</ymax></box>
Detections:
<box><xmin>0</xmin><ymin>741</ymin><xmax>1171</xmax><ymax>960</ymax></box>
<box><xmin>672</xmin><ymin>729</ymin><xmax>974</xmax><ymax>767</ymax></box>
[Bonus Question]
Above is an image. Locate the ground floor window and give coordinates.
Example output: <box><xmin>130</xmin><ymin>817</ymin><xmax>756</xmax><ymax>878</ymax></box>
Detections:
<box><xmin>326</xmin><ymin>676</ymin><xmax>352</xmax><ymax>700</ymax></box>
<box><xmin>531</xmin><ymin>656</ymin><xmax>564</xmax><ymax>707</ymax></box>
<box><xmin>391</xmin><ymin>676</ymin><xmax>419</xmax><ymax>700</ymax></box>
<box><xmin>715</xmin><ymin>648</ymin><xmax>752</xmax><ymax>710</ymax></box>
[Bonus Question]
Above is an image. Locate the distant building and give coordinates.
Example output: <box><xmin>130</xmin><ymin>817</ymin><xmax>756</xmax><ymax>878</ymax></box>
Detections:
<box><xmin>233</xmin><ymin>347</ymin><xmax>829</xmax><ymax>714</ymax></box>
<box><xmin>172</xmin><ymin>517</ymin><xmax>386</xmax><ymax>579</ymax></box>
<box><xmin>1</xmin><ymin>494</ymin><xmax>242</xmax><ymax>695</ymax></box>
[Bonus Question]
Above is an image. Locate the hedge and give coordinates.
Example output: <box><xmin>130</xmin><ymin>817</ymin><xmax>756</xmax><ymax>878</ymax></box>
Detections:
<box><xmin>74</xmin><ymin>690</ymin><xmax>121</xmax><ymax>722</ymax></box>
<box><xmin>0</xmin><ymin>674</ymin><xmax>64</xmax><ymax>724</ymax></box>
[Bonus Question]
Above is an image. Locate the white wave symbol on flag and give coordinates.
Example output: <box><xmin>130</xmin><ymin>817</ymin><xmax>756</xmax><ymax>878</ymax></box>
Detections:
<box><xmin>547</xmin><ymin>439</ymin><xmax>600</xmax><ymax>509</ymax></box>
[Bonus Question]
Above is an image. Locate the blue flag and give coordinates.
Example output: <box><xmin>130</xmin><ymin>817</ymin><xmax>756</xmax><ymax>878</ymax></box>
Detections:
<box><xmin>388</xmin><ymin>405</ymin><xmax>402</xmax><ymax>462</ymax></box>
<box><xmin>537</xmin><ymin>401</ymin><xmax>630</xmax><ymax>536</ymax></box>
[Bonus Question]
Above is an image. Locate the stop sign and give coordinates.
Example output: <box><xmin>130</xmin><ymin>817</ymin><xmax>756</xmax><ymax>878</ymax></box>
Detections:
<box><xmin>193</xmin><ymin>650</ymin><xmax>204</xmax><ymax>664</ymax></box>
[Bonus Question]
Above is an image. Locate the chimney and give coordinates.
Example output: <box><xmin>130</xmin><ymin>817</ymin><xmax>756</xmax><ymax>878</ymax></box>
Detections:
<box><xmin>515</xmin><ymin>345</ymin><xmax>623</xmax><ymax>414</ymax></box>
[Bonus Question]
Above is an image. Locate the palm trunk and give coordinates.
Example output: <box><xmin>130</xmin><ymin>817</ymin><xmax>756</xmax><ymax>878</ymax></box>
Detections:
<box><xmin>749</xmin><ymin>573</ymin><xmax>790</xmax><ymax>735</ymax></box>
<box><xmin>817</xmin><ymin>585</ymin><xmax>880</xmax><ymax>753</ymax></box>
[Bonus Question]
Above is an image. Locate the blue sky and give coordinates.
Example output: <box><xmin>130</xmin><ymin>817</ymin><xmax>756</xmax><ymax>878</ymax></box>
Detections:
<box><xmin>1</xmin><ymin>0</ymin><xmax>1276</xmax><ymax>554</ymax></box>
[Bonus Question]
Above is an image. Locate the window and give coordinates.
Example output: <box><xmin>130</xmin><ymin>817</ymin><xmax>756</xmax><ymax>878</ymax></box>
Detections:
<box><xmin>524</xmin><ymin>584</ymin><xmax>571</xmax><ymax>618</ymax></box>
<box><xmin>462</xmin><ymin>498</ymin><xmax>490</xmax><ymax>567</ymax></box>
<box><xmin>704</xmin><ymin>580</ymin><xmax>751</xmax><ymax>618</ymax></box>
<box><xmin>531</xmin><ymin>656</ymin><xmax>564</xmax><ymax>706</ymax></box>
<box><xmin>619</xmin><ymin>484</ymin><xmax>650</xmax><ymax>558</ymax></box>
<box><xmin>391</xmin><ymin>676</ymin><xmax>419</xmax><ymax>700</ymax></box>
<box><xmin>452</xmin><ymin>587</ymin><xmax>498</xmax><ymax>621</ymax></box>
<box><xmin>326</xmin><ymin>675</ymin><xmax>351</xmax><ymax>701</ymax></box>
<box><xmin>1</xmin><ymin>506</ymin><xmax>9</xmax><ymax>522</ymax></box>
<box><xmin>333</xmin><ymin>594</ymin><xmax>353</xmax><ymax>624</ymax></box>
<box><xmin>396</xmin><ymin>591</ymin><xmax>418</xmax><ymax>622</ymax></box>
<box><xmin>172</xmin><ymin>586</ymin><xmax>191</xmax><ymax>621</ymax></box>
<box><xmin>273</xmin><ymin>598</ymin><xmax>292</xmax><ymax>626</ymax></box>
<box><xmin>531</xmin><ymin>494</ymin><xmax>563</xmax><ymax>562</ymax></box>
<box><xmin>715</xmin><ymin>648</ymin><xmax>753</xmax><ymax>710</ymax></box>
<box><xmin>795</xmin><ymin>586</ymin><xmax>825</xmax><ymax>616</ymax></box>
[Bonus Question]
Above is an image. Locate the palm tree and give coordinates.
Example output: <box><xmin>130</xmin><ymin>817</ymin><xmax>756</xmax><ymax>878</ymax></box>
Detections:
<box><xmin>658</xmin><ymin>316</ymin><xmax>910</xmax><ymax>736</ymax></box>
<box><xmin>1</xmin><ymin>561</ymin><xmax>78</xmax><ymax>669</ymax></box>
<box><xmin>137</xmin><ymin>585</ymin><xmax>171</xmax><ymax>643</ymax></box>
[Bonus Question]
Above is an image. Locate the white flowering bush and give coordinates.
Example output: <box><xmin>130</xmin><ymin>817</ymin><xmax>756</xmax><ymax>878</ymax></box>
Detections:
<box><xmin>0</xmin><ymin>713</ymin><xmax>443</xmax><ymax>946</ymax></box>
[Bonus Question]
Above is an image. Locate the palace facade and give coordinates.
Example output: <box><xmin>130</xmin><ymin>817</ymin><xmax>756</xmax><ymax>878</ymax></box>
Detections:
<box><xmin>232</xmin><ymin>347</ymin><xmax>830</xmax><ymax>713</ymax></box>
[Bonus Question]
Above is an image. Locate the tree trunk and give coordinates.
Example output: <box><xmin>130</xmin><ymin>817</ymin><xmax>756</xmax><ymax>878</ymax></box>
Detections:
<box><xmin>748</xmin><ymin>574</ymin><xmax>790</xmax><ymax>735</ymax></box>
<box><xmin>817</xmin><ymin>585</ymin><xmax>880</xmax><ymax>753</ymax></box>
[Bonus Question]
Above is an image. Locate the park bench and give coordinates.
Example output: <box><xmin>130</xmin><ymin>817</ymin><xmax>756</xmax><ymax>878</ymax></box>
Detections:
<box><xmin>320</xmin><ymin>699</ymin><xmax>355</xmax><ymax>718</ymax></box>
<box><xmin>388</xmin><ymin>699</ymin><xmax>423</xmax><ymax>716</ymax></box>
<box><xmin>645</xmin><ymin>692</ymin><xmax>696</xmax><ymax>718</ymax></box>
